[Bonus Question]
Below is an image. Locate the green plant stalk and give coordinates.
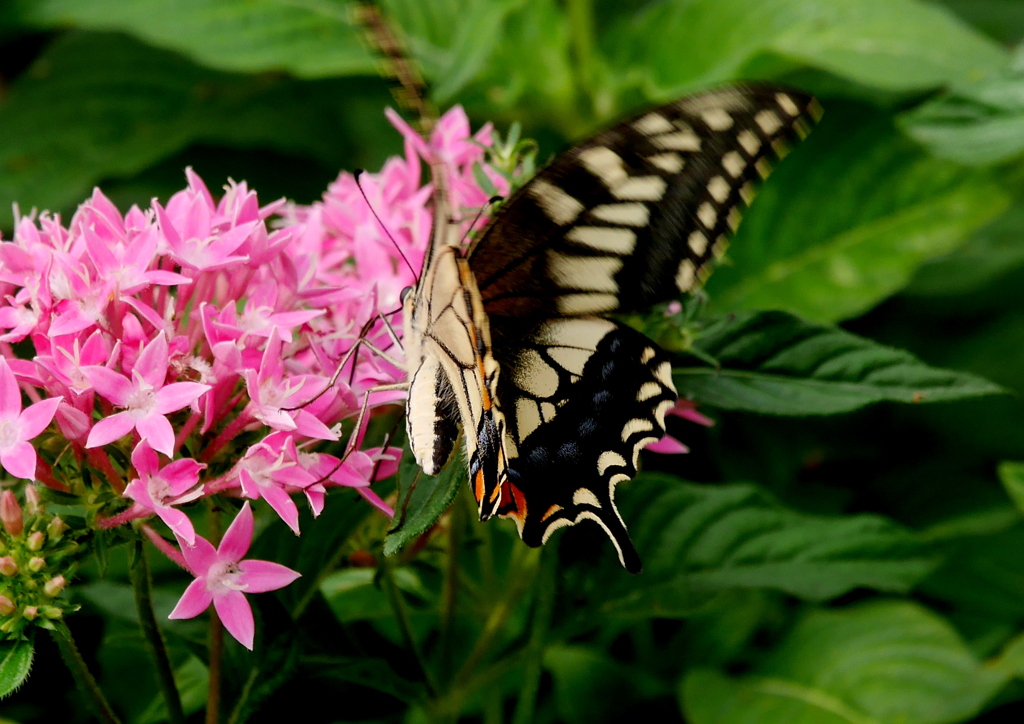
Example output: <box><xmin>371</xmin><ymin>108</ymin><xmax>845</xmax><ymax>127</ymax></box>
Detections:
<box><xmin>50</xmin><ymin>623</ymin><xmax>122</xmax><ymax>724</ymax></box>
<box><xmin>512</xmin><ymin>544</ymin><xmax>557</xmax><ymax>724</ymax></box>
<box><xmin>130</xmin><ymin>538</ymin><xmax>185</xmax><ymax>724</ymax></box>
<box><xmin>380</xmin><ymin>553</ymin><xmax>438</xmax><ymax>697</ymax></box>
<box><xmin>206</xmin><ymin>506</ymin><xmax>223</xmax><ymax>724</ymax></box>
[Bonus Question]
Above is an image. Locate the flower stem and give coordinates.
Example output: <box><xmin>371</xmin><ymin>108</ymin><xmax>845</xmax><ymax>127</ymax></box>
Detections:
<box><xmin>511</xmin><ymin>544</ymin><xmax>557</xmax><ymax>724</ymax></box>
<box><xmin>206</xmin><ymin>507</ymin><xmax>223</xmax><ymax>724</ymax></box>
<box><xmin>50</xmin><ymin>623</ymin><xmax>122</xmax><ymax>724</ymax></box>
<box><xmin>130</xmin><ymin>537</ymin><xmax>185</xmax><ymax>724</ymax></box>
<box><xmin>380</xmin><ymin>553</ymin><xmax>437</xmax><ymax>696</ymax></box>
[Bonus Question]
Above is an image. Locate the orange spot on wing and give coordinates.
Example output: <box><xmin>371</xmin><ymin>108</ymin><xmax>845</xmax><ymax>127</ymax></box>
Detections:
<box><xmin>541</xmin><ymin>504</ymin><xmax>563</xmax><ymax>522</ymax></box>
<box><xmin>474</xmin><ymin>469</ymin><xmax>485</xmax><ymax>504</ymax></box>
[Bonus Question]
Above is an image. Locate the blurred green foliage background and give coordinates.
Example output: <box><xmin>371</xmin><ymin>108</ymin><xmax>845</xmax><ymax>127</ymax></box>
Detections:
<box><xmin>5</xmin><ymin>1</ymin><xmax>1024</xmax><ymax>723</ymax></box>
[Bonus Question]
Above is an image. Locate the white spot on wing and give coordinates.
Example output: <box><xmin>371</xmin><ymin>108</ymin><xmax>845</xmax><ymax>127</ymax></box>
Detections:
<box><xmin>776</xmin><ymin>93</ymin><xmax>800</xmax><ymax>117</ymax></box>
<box><xmin>697</xmin><ymin>202</ymin><xmax>717</xmax><ymax>229</ymax></box>
<box><xmin>637</xmin><ymin>381</ymin><xmax>661</xmax><ymax>401</ymax></box>
<box><xmin>738</xmin><ymin>130</ymin><xmax>761</xmax><ymax>156</ymax></box>
<box><xmin>517</xmin><ymin>398</ymin><xmax>541</xmax><ymax>439</ymax></box>
<box><xmin>688</xmin><ymin>230</ymin><xmax>708</xmax><ymax>256</ymax></box>
<box><xmin>565</xmin><ymin>226</ymin><xmax>637</xmax><ymax>255</ymax></box>
<box><xmin>573</xmin><ymin>488</ymin><xmax>602</xmax><ymax>508</ymax></box>
<box><xmin>722</xmin><ymin>151</ymin><xmax>745</xmax><ymax>178</ymax></box>
<box><xmin>707</xmin><ymin>176</ymin><xmax>731</xmax><ymax>203</ymax></box>
<box><xmin>621</xmin><ymin>418</ymin><xmax>654</xmax><ymax>442</ymax></box>
<box><xmin>590</xmin><ymin>203</ymin><xmax>650</xmax><ymax>226</ymax></box>
<box><xmin>536</xmin><ymin>317</ymin><xmax>615</xmax><ymax>348</ymax></box>
<box><xmin>632</xmin><ymin>436</ymin><xmax>660</xmax><ymax>466</ymax></box>
<box><xmin>547</xmin><ymin>346</ymin><xmax>592</xmax><ymax>376</ymax></box>
<box><xmin>540</xmin><ymin>517</ymin><xmax>572</xmax><ymax>544</ymax></box>
<box><xmin>529</xmin><ymin>179</ymin><xmax>585</xmax><ymax>225</ymax></box>
<box><xmin>516</xmin><ymin>348</ymin><xmax>559</xmax><ymax>398</ymax></box>
<box><xmin>702</xmin><ymin>108</ymin><xmax>733</xmax><ymax>131</ymax></box>
<box><xmin>547</xmin><ymin>252</ymin><xmax>622</xmax><ymax>292</ymax></box>
<box><xmin>655</xmin><ymin>361</ymin><xmax>673</xmax><ymax>387</ymax></box>
<box><xmin>541</xmin><ymin>401</ymin><xmax>557</xmax><ymax>421</ymax></box>
<box><xmin>755</xmin><ymin>109</ymin><xmax>783</xmax><ymax>136</ymax></box>
<box><xmin>612</xmin><ymin>176</ymin><xmax>666</xmax><ymax>202</ymax></box>
<box><xmin>640</xmin><ymin>347</ymin><xmax>656</xmax><ymax>364</ymax></box>
<box><xmin>557</xmin><ymin>293</ymin><xmax>618</xmax><ymax>315</ymax></box>
<box><xmin>653</xmin><ymin>132</ymin><xmax>701</xmax><ymax>151</ymax></box>
<box><xmin>579</xmin><ymin>146</ymin><xmax>627</xmax><ymax>187</ymax></box>
<box><xmin>675</xmin><ymin>259</ymin><xmax>696</xmax><ymax>291</ymax></box>
<box><xmin>648</xmin><ymin>152</ymin><xmax>684</xmax><ymax>174</ymax></box>
<box><xmin>655</xmin><ymin>398</ymin><xmax>676</xmax><ymax>425</ymax></box>
<box><xmin>633</xmin><ymin>112</ymin><xmax>674</xmax><ymax>135</ymax></box>
<box><xmin>598</xmin><ymin>451</ymin><xmax>628</xmax><ymax>475</ymax></box>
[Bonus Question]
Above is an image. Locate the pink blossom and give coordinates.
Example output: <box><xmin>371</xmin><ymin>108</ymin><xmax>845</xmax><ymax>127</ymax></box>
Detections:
<box><xmin>168</xmin><ymin>502</ymin><xmax>300</xmax><ymax>650</ymax></box>
<box><xmin>645</xmin><ymin>400</ymin><xmax>716</xmax><ymax>454</ymax></box>
<box><xmin>123</xmin><ymin>441</ymin><xmax>206</xmax><ymax>545</ymax></box>
<box><xmin>232</xmin><ymin>434</ymin><xmax>316</xmax><ymax>534</ymax></box>
<box><xmin>84</xmin><ymin>333</ymin><xmax>210</xmax><ymax>456</ymax></box>
<box><xmin>0</xmin><ymin>357</ymin><xmax>61</xmax><ymax>480</ymax></box>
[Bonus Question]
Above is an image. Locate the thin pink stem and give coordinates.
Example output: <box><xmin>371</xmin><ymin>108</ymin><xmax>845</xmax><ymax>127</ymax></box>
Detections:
<box><xmin>141</xmin><ymin>524</ymin><xmax>188</xmax><ymax>570</ymax></box>
<box><xmin>200</xmin><ymin>410</ymin><xmax>254</xmax><ymax>463</ymax></box>
<box><xmin>86</xmin><ymin>448</ymin><xmax>126</xmax><ymax>494</ymax></box>
<box><xmin>174</xmin><ymin>412</ymin><xmax>202</xmax><ymax>454</ymax></box>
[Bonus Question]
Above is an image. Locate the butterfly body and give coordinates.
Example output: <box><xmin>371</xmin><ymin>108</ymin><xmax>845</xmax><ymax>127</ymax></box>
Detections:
<box><xmin>403</xmin><ymin>86</ymin><xmax>821</xmax><ymax>573</ymax></box>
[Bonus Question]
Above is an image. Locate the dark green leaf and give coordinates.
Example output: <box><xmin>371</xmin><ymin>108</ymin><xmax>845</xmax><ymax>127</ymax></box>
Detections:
<box><xmin>612</xmin><ymin>0</ymin><xmax>1005</xmax><ymax>98</ymax></box>
<box><xmin>676</xmin><ymin>311</ymin><xmax>1003</xmax><ymax>415</ymax></box>
<box><xmin>321</xmin><ymin>567</ymin><xmax>429</xmax><ymax>622</ymax></box>
<box><xmin>383</xmin><ymin>444</ymin><xmax>465</xmax><ymax>557</ymax></box>
<box><xmin>0</xmin><ymin>31</ymin><xmax>395</xmax><ymax>229</ymax></box>
<box><xmin>998</xmin><ymin>461</ymin><xmax>1024</xmax><ymax>516</ymax></box>
<box><xmin>0</xmin><ymin>638</ymin><xmax>33</xmax><ymax>698</ymax></box>
<box><xmin>302</xmin><ymin>655</ymin><xmax>424</xmax><ymax>703</ymax></box>
<box><xmin>137</xmin><ymin>656</ymin><xmax>208</xmax><ymax>724</ymax></box>
<box><xmin>681</xmin><ymin>601</ymin><xmax>1009</xmax><ymax>724</ymax></box>
<box><xmin>900</xmin><ymin>47</ymin><xmax>1024</xmax><ymax>166</ymax></box>
<box><xmin>15</xmin><ymin>0</ymin><xmax>373</xmax><ymax>78</ymax></box>
<box><xmin>601</xmin><ymin>474</ymin><xmax>938</xmax><ymax>617</ymax></box>
<box><xmin>704</xmin><ymin>105</ymin><xmax>1010</xmax><ymax>323</ymax></box>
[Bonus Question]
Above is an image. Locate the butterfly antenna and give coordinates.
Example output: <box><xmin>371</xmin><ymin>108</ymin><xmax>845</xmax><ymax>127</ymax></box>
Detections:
<box><xmin>354</xmin><ymin>169</ymin><xmax>419</xmax><ymax>279</ymax></box>
<box><xmin>457</xmin><ymin>195</ymin><xmax>504</xmax><ymax>246</ymax></box>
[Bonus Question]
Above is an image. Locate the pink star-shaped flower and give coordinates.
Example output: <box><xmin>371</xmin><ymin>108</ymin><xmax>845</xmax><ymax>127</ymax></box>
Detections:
<box><xmin>0</xmin><ymin>357</ymin><xmax>61</xmax><ymax>480</ymax></box>
<box><xmin>84</xmin><ymin>333</ymin><xmax>210</xmax><ymax>456</ymax></box>
<box><xmin>123</xmin><ymin>441</ymin><xmax>206</xmax><ymax>545</ymax></box>
<box><xmin>168</xmin><ymin>502</ymin><xmax>300</xmax><ymax>650</ymax></box>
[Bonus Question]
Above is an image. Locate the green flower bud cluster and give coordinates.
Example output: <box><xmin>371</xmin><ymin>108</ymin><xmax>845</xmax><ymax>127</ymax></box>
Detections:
<box><xmin>0</xmin><ymin>487</ymin><xmax>84</xmax><ymax>639</ymax></box>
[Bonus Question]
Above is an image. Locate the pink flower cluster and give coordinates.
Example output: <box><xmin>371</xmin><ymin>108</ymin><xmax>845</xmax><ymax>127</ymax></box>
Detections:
<box><xmin>0</xmin><ymin>106</ymin><xmax>501</xmax><ymax>648</ymax></box>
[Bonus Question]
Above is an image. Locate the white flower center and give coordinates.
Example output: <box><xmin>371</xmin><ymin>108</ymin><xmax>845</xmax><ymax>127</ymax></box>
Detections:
<box><xmin>206</xmin><ymin>560</ymin><xmax>248</xmax><ymax>595</ymax></box>
<box><xmin>126</xmin><ymin>380</ymin><xmax>158</xmax><ymax>418</ymax></box>
<box><xmin>146</xmin><ymin>475</ymin><xmax>172</xmax><ymax>506</ymax></box>
<box><xmin>0</xmin><ymin>420</ymin><xmax>19</xmax><ymax>450</ymax></box>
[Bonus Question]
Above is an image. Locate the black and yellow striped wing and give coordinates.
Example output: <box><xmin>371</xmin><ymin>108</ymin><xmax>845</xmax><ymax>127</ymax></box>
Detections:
<box><xmin>470</xmin><ymin>86</ymin><xmax>820</xmax><ymax>572</ymax></box>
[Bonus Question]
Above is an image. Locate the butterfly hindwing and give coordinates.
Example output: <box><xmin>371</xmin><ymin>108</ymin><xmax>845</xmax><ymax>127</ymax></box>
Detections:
<box><xmin>496</xmin><ymin>321</ymin><xmax>676</xmax><ymax>574</ymax></box>
<box><xmin>468</xmin><ymin>85</ymin><xmax>820</xmax><ymax>323</ymax></box>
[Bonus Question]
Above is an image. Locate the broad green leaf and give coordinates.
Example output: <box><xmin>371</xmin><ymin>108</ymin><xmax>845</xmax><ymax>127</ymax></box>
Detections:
<box><xmin>137</xmin><ymin>656</ymin><xmax>208</xmax><ymax>724</ymax></box>
<box><xmin>0</xmin><ymin>31</ymin><xmax>394</xmax><ymax>229</ymax></box>
<box><xmin>935</xmin><ymin>0</ymin><xmax>1024</xmax><ymax>45</ymax></box>
<box><xmin>675</xmin><ymin>311</ymin><xmax>1004</xmax><ymax>415</ymax></box>
<box><xmin>300</xmin><ymin>655</ymin><xmax>424</xmax><ymax>703</ymax></box>
<box><xmin>900</xmin><ymin>46</ymin><xmax>1024</xmax><ymax>165</ymax></box>
<box><xmin>998</xmin><ymin>461</ymin><xmax>1024</xmax><ymax>516</ymax></box>
<box><xmin>321</xmin><ymin>567</ymin><xmax>428</xmax><ymax>622</ymax></box>
<box><xmin>15</xmin><ymin>0</ymin><xmax>374</xmax><ymax>78</ymax></box>
<box><xmin>681</xmin><ymin>601</ymin><xmax>1009</xmax><ymax>724</ymax></box>
<box><xmin>705</xmin><ymin>105</ymin><xmax>1010</xmax><ymax>322</ymax></box>
<box><xmin>611</xmin><ymin>0</ymin><xmax>1005</xmax><ymax>98</ymax></box>
<box><xmin>544</xmin><ymin>646</ymin><xmax>669</xmax><ymax>724</ymax></box>
<box><xmin>0</xmin><ymin>639</ymin><xmax>33</xmax><ymax>698</ymax></box>
<box><xmin>601</xmin><ymin>474</ymin><xmax>938</xmax><ymax>617</ymax></box>
<box><xmin>383</xmin><ymin>444</ymin><xmax>465</xmax><ymax>556</ymax></box>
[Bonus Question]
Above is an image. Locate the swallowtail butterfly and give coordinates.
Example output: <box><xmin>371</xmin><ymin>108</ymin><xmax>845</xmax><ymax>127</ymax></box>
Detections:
<box><xmin>401</xmin><ymin>86</ymin><xmax>820</xmax><ymax>573</ymax></box>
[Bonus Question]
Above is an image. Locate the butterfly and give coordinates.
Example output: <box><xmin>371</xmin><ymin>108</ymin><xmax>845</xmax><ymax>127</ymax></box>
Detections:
<box><xmin>400</xmin><ymin>86</ymin><xmax>820</xmax><ymax>573</ymax></box>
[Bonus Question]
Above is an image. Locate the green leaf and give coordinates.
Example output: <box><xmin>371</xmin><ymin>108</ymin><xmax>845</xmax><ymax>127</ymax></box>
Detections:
<box><xmin>383</xmin><ymin>444</ymin><xmax>465</xmax><ymax>557</ymax></box>
<box><xmin>0</xmin><ymin>31</ymin><xmax>395</xmax><ymax>229</ymax></box>
<box><xmin>544</xmin><ymin>645</ymin><xmax>669</xmax><ymax>724</ymax></box>
<box><xmin>680</xmin><ymin>600</ymin><xmax>1009</xmax><ymax>724</ymax></box>
<box><xmin>704</xmin><ymin>105</ymin><xmax>1010</xmax><ymax>323</ymax></box>
<box><xmin>0</xmin><ymin>639</ymin><xmax>33</xmax><ymax>698</ymax></box>
<box><xmin>998</xmin><ymin>461</ymin><xmax>1024</xmax><ymax>516</ymax></box>
<box><xmin>15</xmin><ymin>0</ymin><xmax>374</xmax><ymax>78</ymax></box>
<box><xmin>614</xmin><ymin>0</ymin><xmax>1005</xmax><ymax>98</ymax></box>
<box><xmin>321</xmin><ymin>567</ymin><xmax>429</xmax><ymax>622</ymax></box>
<box><xmin>675</xmin><ymin>311</ymin><xmax>1004</xmax><ymax>415</ymax></box>
<box><xmin>137</xmin><ymin>656</ymin><xmax>208</xmax><ymax>724</ymax></box>
<box><xmin>900</xmin><ymin>47</ymin><xmax>1024</xmax><ymax>166</ymax></box>
<box><xmin>301</xmin><ymin>655</ymin><xmax>425</xmax><ymax>703</ymax></box>
<box><xmin>601</xmin><ymin>474</ymin><xmax>938</xmax><ymax>617</ymax></box>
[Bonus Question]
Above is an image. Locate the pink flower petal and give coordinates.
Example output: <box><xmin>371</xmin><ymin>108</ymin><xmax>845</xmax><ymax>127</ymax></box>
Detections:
<box><xmin>238</xmin><ymin>560</ymin><xmax>301</xmax><ymax>594</ymax></box>
<box><xmin>260</xmin><ymin>484</ymin><xmax>300</xmax><ymax>535</ymax></box>
<box><xmin>177</xmin><ymin>533</ymin><xmax>218</xmax><ymax>576</ymax></box>
<box><xmin>156</xmin><ymin>506</ymin><xmax>196</xmax><ymax>547</ymax></box>
<box><xmin>136</xmin><ymin>413</ymin><xmax>176</xmax><ymax>457</ymax></box>
<box><xmin>644</xmin><ymin>435</ymin><xmax>690</xmax><ymax>454</ymax></box>
<box><xmin>358</xmin><ymin>487</ymin><xmax>395</xmax><ymax>518</ymax></box>
<box><xmin>218</xmin><ymin>502</ymin><xmax>254</xmax><ymax>562</ymax></box>
<box><xmin>0</xmin><ymin>358</ymin><xmax>21</xmax><ymax>421</ymax></box>
<box><xmin>86</xmin><ymin>412</ymin><xmax>137</xmax><ymax>449</ymax></box>
<box><xmin>131</xmin><ymin>441</ymin><xmax>160</xmax><ymax>478</ymax></box>
<box><xmin>135</xmin><ymin>334</ymin><xmax>169</xmax><ymax>388</ymax></box>
<box><xmin>0</xmin><ymin>441</ymin><xmax>37</xmax><ymax>480</ymax></box>
<box><xmin>17</xmin><ymin>397</ymin><xmax>62</xmax><ymax>441</ymax></box>
<box><xmin>215</xmin><ymin>590</ymin><xmax>255</xmax><ymax>650</ymax></box>
<box><xmin>82</xmin><ymin>366</ymin><xmax>133</xmax><ymax>406</ymax></box>
<box><xmin>155</xmin><ymin>382</ymin><xmax>210</xmax><ymax>414</ymax></box>
<box><xmin>168</xmin><ymin>578</ymin><xmax>213</xmax><ymax>620</ymax></box>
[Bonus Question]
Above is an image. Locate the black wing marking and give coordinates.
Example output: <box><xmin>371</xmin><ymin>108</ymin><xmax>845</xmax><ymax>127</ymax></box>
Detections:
<box><xmin>468</xmin><ymin>85</ymin><xmax>820</xmax><ymax>324</ymax></box>
<box><xmin>496</xmin><ymin>323</ymin><xmax>676</xmax><ymax>574</ymax></box>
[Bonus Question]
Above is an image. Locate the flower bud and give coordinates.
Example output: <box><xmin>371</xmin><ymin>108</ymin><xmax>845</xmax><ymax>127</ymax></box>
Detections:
<box><xmin>0</xmin><ymin>557</ymin><xmax>16</xmax><ymax>576</ymax></box>
<box><xmin>0</xmin><ymin>619</ymin><xmax>14</xmax><ymax>633</ymax></box>
<box><xmin>1</xmin><ymin>492</ymin><xmax>23</xmax><ymax>537</ymax></box>
<box><xmin>41</xmin><ymin>606</ymin><xmax>62</xmax><ymax>620</ymax></box>
<box><xmin>28</xmin><ymin>557</ymin><xmax>45</xmax><ymax>573</ymax></box>
<box><xmin>43</xmin><ymin>575</ymin><xmax>66</xmax><ymax>597</ymax></box>
<box><xmin>0</xmin><ymin>596</ymin><xmax>14</xmax><ymax>616</ymax></box>
<box><xmin>24</xmin><ymin>486</ymin><xmax>41</xmax><ymax>516</ymax></box>
<box><xmin>27</xmin><ymin>531</ymin><xmax>45</xmax><ymax>552</ymax></box>
<box><xmin>46</xmin><ymin>517</ymin><xmax>68</xmax><ymax>542</ymax></box>
<box><xmin>22</xmin><ymin>605</ymin><xmax>37</xmax><ymax>620</ymax></box>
